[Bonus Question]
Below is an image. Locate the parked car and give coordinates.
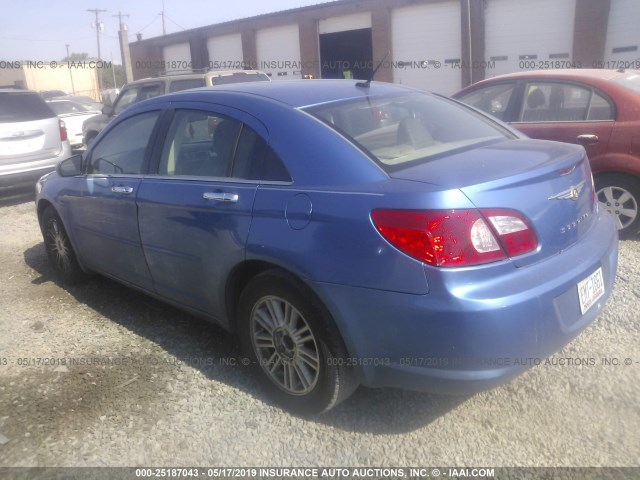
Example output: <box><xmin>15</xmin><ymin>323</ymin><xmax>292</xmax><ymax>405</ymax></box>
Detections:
<box><xmin>82</xmin><ymin>70</ymin><xmax>270</xmax><ymax>147</ymax></box>
<box><xmin>39</xmin><ymin>90</ymin><xmax>67</xmax><ymax>100</ymax></box>
<box><xmin>453</xmin><ymin>69</ymin><xmax>640</xmax><ymax>237</ymax></box>
<box><xmin>63</xmin><ymin>95</ymin><xmax>103</xmax><ymax>113</ymax></box>
<box><xmin>0</xmin><ymin>88</ymin><xmax>71</xmax><ymax>187</ymax></box>
<box><xmin>46</xmin><ymin>99</ymin><xmax>100</xmax><ymax>149</ymax></box>
<box><xmin>36</xmin><ymin>80</ymin><xmax>617</xmax><ymax>414</ymax></box>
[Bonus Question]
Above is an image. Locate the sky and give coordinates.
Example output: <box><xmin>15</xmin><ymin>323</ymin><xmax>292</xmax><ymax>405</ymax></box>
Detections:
<box><xmin>0</xmin><ymin>0</ymin><xmax>337</xmax><ymax>63</ymax></box>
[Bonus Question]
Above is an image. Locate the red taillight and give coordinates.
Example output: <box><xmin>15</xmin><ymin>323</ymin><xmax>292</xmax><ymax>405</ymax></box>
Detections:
<box><xmin>372</xmin><ymin>208</ymin><xmax>538</xmax><ymax>267</ymax></box>
<box><xmin>59</xmin><ymin>119</ymin><xmax>68</xmax><ymax>141</ymax></box>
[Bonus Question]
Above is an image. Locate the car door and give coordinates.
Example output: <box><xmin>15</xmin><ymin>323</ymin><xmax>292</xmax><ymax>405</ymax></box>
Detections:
<box><xmin>68</xmin><ymin>109</ymin><xmax>162</xmax><ymax>291</ymax></box>
<box><xmin>137</xmin><ymin>105</ymin><xmax>269</xmax><ymax>320</ymax></box>
<box><xmin>510</xmin><ymin>80</ymin><xmax>615</xmax><ymax>161</ymax></box>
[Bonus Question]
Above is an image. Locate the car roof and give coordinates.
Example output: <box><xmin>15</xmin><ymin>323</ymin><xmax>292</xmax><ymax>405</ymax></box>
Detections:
<box><xmin>126</xmin><ymin>69</ymin><xmax>269</xmax><ymax>86</ymax></box>
<box><xmin>467</xmin><ymin>68</ymin><xmax>638</xmax><ymax>83</ymax></box>
<box><xmin>0</xmin><ymin>88</ymin><xmax>37</xmax><ymax>93</ymax></box>
<box><xmin>159</xmin><ymin>79</ymin><xmax>421</xmax><ymax>108</ymax></box>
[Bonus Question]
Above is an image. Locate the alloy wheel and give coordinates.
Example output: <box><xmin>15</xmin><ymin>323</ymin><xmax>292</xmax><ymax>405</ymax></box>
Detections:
<box><xmin>597</xmin><ymin>185</ymin><xmax>638</xmax><ymax>230</ymax></box>
<box><xmin>250</xmin><ymin>296</ymin><xmax>320</xmax><ymax>395</ymax></box>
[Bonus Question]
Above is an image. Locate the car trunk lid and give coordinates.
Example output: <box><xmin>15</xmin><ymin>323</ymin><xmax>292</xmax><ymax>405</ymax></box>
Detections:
<box><xmin>0</xmin><ymin>117</ymin><xmax>62</xmax><ymax>163</ymax></box>
<box><xmin>390</xmin><ymin>139</ymin><xmax>598</xmax><ymax>267</ymax></box>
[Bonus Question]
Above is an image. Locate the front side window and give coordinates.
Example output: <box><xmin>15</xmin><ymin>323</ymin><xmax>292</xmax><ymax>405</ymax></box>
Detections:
<box><xmin>113</xmin><ymin>88</ymin><xmax>139</xmax><ymax>115</ymax></box>
<box><xmin>304</xmin><ymin>93</ymin><xmax>510</xmax><ymax>170</ymax></box>
<box><xmin>158</xmin><ymin>109</ymin><xmax>291</xmax><ymax>181</ymax></box>
<box><xmin>88</xmin><ymin>111</ymin><xmax>160</xmax><ymax>174</ymax></box>
<box><xmin>456</xmin><ymin>83</ymin><xmax>516</xmax><ymax>120</ymax></box>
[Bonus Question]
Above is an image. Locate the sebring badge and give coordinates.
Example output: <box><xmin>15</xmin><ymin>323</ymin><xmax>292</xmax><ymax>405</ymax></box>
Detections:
<box><xmin>548</xmin><ymin>180</ymin><xmax>586</xmax><ymax>202</ymax></box>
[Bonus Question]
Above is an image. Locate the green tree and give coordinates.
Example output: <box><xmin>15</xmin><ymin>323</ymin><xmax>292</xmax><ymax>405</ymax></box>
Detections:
<box><xmin>101</xmin><ymin>64</ymin><xmax>126</xmax><ymax>90</ymax></box>
<box><xmin>61</xmin><ymin>52</ymin><xmax>89</xmax><ymax>62</ymax></box>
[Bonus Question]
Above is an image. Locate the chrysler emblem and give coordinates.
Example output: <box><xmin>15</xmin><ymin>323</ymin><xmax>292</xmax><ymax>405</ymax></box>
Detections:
<box><xmin>548</xmin><ymin>180</ymin><xmax>585</xmax><ymax>202</ymax></box>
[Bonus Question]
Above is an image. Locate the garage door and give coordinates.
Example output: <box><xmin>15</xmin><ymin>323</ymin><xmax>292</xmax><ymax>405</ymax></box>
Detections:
<box><xmin>162</xmin><ymin>42</ymin><xmax>192</xmax><ymax>74</ymax></box>
<box><xmin>256</xmin><ymin>24</ymin><xmax>302</xmax><ymax>81</ymax></box>
<box><xmin>604</xmin><ymin>0</ymin><xmax>640</xmax><ymax>66</ymax></box>
<box><xmin>207</xmin><ymin>33</ymin><xmax>244</xmax><ymax>70</ymax></box>
<box><xmin>391</xmin><ymin>2</ymin><xmax>461</xmax><ymax>95</ymax></box>
<box><xmin>319</xmin><ymin>13</ymin><xmax>372</xmax><ymax>80</ymax></box>
<box><xmin>318</xmin><ymin>12</ymin><xmax>371</xmax><ymax>34</ymax></box>
<box><xmin>485</xmin><ymin>0</ymin><xmax>576</xmax><ymax>77</ymax></box>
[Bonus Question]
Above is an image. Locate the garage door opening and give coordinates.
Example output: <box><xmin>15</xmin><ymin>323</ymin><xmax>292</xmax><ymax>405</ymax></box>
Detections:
<box><xmin>319</xmin><ymin>28</ymin><xmax>373</xmax><ymax>80</ymax></box>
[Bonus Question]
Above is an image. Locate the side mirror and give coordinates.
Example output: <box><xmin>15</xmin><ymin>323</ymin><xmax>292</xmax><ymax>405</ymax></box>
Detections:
<box><xmin>57</xmin><ymin>154</ymin><xmax>83</xmax><ymax>177</ymax></box>
<box><xmin>102</xmin><ymin>105</ymin><xmax>114</xmax><ymax>116</ymax></box>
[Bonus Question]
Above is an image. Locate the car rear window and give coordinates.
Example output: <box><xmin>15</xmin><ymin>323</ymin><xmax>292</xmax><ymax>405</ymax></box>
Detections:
<box><xmin>304</xmin><ymin>93</ymin><xmax>511</xmax><ymax>171</ymax></box>
<box><xmin>0</xmin><ymin>91</ymin><xmax>56</xmax><ymax>122</ymax></box>
<box><xmin>48</xmin><ymin>101</ymin><xmax>91</xmax><ymax>115</ymax></box>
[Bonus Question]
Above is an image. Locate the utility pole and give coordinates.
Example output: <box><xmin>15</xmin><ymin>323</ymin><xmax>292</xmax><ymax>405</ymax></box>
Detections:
<box><xmin>65</xmin><ymin>44</ymin><xmax>76</xmax><ymax>95</ymax></box>
<box><xmin>87</xmin><ymin>8</ymin><xmax>107</xmax><ymax>91</ymax></box>
<box><xmin>113</xmin><ymin>11</ymin><xmax>133</xmax><ymax>84</ymax></box>
<box><xmin>161</xmin><ymin>0</ymin><xmax>166</xmax><ymax>35</ymax></box>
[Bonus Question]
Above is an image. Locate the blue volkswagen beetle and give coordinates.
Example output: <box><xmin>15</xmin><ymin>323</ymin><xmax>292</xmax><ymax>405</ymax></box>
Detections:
<box><xmin>35</xmin><ymin>80</ymin><xmax>618</xmax><ymax>414</ymax></box>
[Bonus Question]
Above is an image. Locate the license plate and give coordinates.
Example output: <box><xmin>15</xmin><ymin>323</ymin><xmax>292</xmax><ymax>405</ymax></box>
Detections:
<box><xmin>577</xmin><ymin>267</ymin><xmax>605</xmax><ymax>315</ymax></box>
<box><xmin>0</xmin><ymin>136</ymin><xmax>44</xmax><ymax>155</ymax></box>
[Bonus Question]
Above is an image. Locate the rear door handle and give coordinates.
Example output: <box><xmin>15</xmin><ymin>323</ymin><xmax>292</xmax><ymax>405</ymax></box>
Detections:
<box><xmin>576</xmin><ymin>134</ymin><xmax>598</xmax><ymax>145</ymax></box>
<box><xmin>203</xmin><ymin>192</ymin><xmax>239</xmax><ymax>203</ymax></box>
<box><xmin>111</xmin><ymin>185</ymin><xmax>134</xmax><ymax>194</ymax></box>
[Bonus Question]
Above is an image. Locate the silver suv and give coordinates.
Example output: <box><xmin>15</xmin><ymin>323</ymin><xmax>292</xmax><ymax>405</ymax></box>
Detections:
<box><xmin>0</xmin><ymin>88</ymin><xmax>72</xmax><ymax>187</ymax></box>
<box><xmin>82</xmin><ymin>69</ymin><xmax>270</xmax><ymax>146</ymax></box>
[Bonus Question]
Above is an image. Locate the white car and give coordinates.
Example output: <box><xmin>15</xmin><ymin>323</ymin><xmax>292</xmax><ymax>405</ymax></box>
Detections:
<box><xmin>46</xmin><ymin>99</ymin><xmax>100</xmax><ymax>149</ymax></box>
<box><xmin>0</xmin><ymin>88</ymin><xmax>71</xmax><ymax>187</ymax></box>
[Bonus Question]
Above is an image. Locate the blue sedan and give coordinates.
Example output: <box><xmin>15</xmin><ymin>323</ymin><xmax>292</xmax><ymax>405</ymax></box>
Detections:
<box><xmin>35</xmin><ymin>80</ymin><xmax>618</xmax><ymax>414</ymax></box>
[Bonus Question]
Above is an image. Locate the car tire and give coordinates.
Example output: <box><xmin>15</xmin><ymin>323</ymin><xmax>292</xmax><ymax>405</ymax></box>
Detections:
<box><xmin>595</xmin><ymin>174</ymin><xmax>640</xmax><ymax>238</ymax></box>
<box><xmin>238</xmin><ymin>270</ymin><xmax>358</xmax><ymax>414</ymax></box>
<box><xmin>41</xmin><ymin>206</ymin><xmax>87</xmax><ymax>284</ymax></box>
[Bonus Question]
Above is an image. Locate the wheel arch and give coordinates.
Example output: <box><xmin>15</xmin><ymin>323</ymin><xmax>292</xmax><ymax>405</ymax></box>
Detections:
<box><xmin>224</xmin><ymin>260</ymin><xmax>356</xmax><ymax>361</ymax></box>
<box><xmin>590</xmin><ymin>153</ymin><xmax>640</xmax><ymax>181</ymax></box>
<box><xmin>36</xmin><ymin>199</ymin><xmax>55</xmax><ymax>229</ymax></box>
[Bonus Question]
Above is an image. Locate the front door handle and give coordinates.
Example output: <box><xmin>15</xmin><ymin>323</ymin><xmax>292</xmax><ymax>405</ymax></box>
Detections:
<box><xmin>576</xmin><ymin>134</ymin><xmax>598</xmax><ymax>145</ymax></box>
<box><xmin>203</xmin><ymin>192</ymin><xmax>239</xmax><ymax>203</ymax></box>
<box><xmin>111</xmin><ymin>185</ymin><xmax>134</xmax><ymax>194</ymax></box>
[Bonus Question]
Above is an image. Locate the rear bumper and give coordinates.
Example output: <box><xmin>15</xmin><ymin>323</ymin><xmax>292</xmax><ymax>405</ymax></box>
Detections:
<box><xmin>313</xmin><ymin>209</ymin><xmax>618</xmax><ymax>394</ymax></box>
<box><xmin>0</xmin><ymin>142</ymin><xmax>71</xmax><ymax>187</ymax></box>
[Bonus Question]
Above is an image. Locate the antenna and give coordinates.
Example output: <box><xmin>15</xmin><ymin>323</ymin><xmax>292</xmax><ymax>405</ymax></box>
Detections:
<box><xmin>356</xmin><ymin>51</ymin><xmax>390</xmax><ymax>89</ymax></box>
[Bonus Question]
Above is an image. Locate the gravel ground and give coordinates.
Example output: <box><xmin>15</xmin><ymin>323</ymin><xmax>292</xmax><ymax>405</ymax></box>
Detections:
<box><xmin>0</xmin><ymin>188</ymin><xmax>638</xmax><ymax>468</ymax></box>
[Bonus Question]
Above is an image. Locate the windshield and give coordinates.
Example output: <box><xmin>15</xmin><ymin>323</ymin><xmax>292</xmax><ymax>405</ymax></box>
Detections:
<box><xmin>612</xmin><ymin>71</ymin><xmax>640</xmax><ymax>95</ymax></box>
<box><xmin>304</xmin><ymin>93</ymin><xmax>511</xmax><ymax>170</ymax></box>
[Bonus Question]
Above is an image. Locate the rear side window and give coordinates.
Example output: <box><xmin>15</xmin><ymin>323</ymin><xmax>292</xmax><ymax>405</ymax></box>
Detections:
<box><xmin>0</xmin><ymin>92</ymin><xmax>56</xmax><ymax>122</ymax></box>
<box><xmin>519</xmin><ymin>82</ymin><xmax>614</xmax><ymax>122</ymax></box>
<box><xmin>169</xmin><ymin>79</ymin><xmax>206</xmax><ymax>92</ymax></box>
<box><xmin>210</xmin><ymin>73</ymin><xmax>270</xmax><ymax>85</ymax></box>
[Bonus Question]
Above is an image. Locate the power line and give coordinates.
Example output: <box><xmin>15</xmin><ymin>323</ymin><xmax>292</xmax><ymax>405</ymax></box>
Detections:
<box><xmin>164</xmin><ymin>13</ymin><xmax>186</xmax><ymax>31</ymax></box>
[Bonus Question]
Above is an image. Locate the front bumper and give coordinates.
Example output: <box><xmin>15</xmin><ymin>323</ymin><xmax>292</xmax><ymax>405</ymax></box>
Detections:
<box><xmin>313</xmin><ymin>209</ymin><xmax>618</xmax><ymax>394</ymax></box>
